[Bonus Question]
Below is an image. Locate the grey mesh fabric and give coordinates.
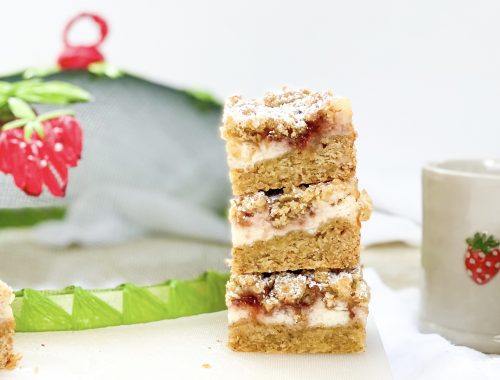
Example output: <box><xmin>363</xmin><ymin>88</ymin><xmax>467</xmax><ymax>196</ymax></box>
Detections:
<box><xmin>0</xmin><ymin>71</ymin><xmax>231</xmax><ymax>245</ymax></box>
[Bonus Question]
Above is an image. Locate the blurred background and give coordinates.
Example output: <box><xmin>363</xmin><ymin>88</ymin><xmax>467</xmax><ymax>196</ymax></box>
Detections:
<box><xmin>1</xmin><ymin>0</ymin><xmax>500</xmax><ymax>288</ymax></box>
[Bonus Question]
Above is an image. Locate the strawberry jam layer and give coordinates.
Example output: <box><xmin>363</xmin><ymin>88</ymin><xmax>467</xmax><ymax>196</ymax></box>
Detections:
<box><xmin>261</xmin><ymin>115</ymin><xmax>339</xmax><ymax>149</ymax></box>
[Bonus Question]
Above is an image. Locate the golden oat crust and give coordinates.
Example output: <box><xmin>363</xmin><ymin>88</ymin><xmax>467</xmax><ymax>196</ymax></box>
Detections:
<box><xmin>227</xmin><ymin>134</ymin><xmax>356</xmax><ymax>195</ymax></box>
<box><xmin>231</xmin><ymin>219</ymin><xmax>361</xmax><ymax>273</ymax></box>
<box><xmin>228</xmin><ymin>319</ymin><xmax>366</xmax><ymax>353</ymax></box>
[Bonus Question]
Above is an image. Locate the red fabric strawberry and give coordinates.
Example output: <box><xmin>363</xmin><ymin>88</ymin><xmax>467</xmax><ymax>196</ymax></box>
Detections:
<box><xmin>464</xmin><ymin>232</ymin><xmax>500</xmax><ymax>285</ymax></box>
<box><xmin>0</xmin><ymin>111</ymin><xmax>82</xmax><ymax>197</ymax></box>
<box><xmin>46</xmin><ymin>116</ymin><xmax>83</xmax><ymax>167</ymax></box>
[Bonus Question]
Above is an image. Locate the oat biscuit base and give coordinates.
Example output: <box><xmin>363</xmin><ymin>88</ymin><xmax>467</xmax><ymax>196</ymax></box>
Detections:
<box><xmin>231</xmin><ymin>219</ymin><xmax>360</xmax><ymax>273</ymax></box>
<box><xmin>228</xmin><ymin>134</ymin><xmax>356</xmax><ymax>195</ymax></box>
<box><xmin>228</xmin><ymin>320</ymin><xmax>366</xmax><ymax>353</ymax></box>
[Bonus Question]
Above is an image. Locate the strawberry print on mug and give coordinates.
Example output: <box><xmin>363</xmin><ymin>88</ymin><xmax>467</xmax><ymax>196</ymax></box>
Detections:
<box><xmin>464</xmin><ymin>232</ymin><xmax>500</xmax><ymax>285</ymax></box>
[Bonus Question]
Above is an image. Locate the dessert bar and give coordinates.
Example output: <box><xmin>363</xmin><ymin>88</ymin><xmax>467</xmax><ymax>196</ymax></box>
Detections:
<box><xmin>221</xmin><ymin>87</ymin><xmax>356</xmax><ymax>195</ymax></box>
<box><xmin>230</xmin><ymin>179</ymin><xmax>372</xmax><ymax>273</ymax></box>
<box><xmin>0</xmin><ymin>281</ymin><xmax>18</xmax><ymax>369</ymax></box>
<box><xmin>226</xmin><ymin>267</ymin><xmax>369</xmax><ymax>353</ymax></box>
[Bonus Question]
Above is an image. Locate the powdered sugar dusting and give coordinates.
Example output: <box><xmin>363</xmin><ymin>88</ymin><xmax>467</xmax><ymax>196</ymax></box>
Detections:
<box><xmin>308</xmin><ymin>271</ymin><xmax>353</xmax><ymax>291</ymax></box>
<box><xmin>222</xmin><ymin>87</ymin><xmax>350</xmax><ymax>140</ymax></box>
<box><xmin>226</xmin><ymin>267</ymin><xmax>368</xmax><ymax>312</ymax></box>
<box><xmin>272</xmin><ymin>273</ymin><xmax>308</xmax><ymax>303</ymax></box>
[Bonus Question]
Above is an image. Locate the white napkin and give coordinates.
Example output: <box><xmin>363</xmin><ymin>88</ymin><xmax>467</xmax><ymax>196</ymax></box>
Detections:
<box><xmin>364</xmin><ymin>269</ymin><xmax>500</xmax><ymax>380</ymax></box>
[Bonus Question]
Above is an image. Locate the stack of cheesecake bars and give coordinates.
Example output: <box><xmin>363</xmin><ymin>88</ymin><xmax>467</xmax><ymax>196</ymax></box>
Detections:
<box><xmin>221</xmin><ymin>87</ymin><xmax>372</xmax><ymax>353</ymax></box>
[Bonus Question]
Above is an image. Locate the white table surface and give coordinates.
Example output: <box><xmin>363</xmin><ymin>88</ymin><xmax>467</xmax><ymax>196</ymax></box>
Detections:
<box><xmin>5</xmin><ymin>311</ymin><xmax>392</xmax><ymax>380</ymax></box>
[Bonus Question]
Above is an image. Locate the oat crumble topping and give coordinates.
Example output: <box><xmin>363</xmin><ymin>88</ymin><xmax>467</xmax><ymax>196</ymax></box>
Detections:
<box><xmin>226</xmin><ymin>267</ymin><xmax>368</xmax><ymax>312</ymax></box>
<box><xmin>230</xmin><ymin>179</ymin><xmax>357</xmax><ymax>228</ymax></box>
<box><xmin>222</xmin><ymin>87</ymin><xmax>351</xmax><ymax>142</ymax></box>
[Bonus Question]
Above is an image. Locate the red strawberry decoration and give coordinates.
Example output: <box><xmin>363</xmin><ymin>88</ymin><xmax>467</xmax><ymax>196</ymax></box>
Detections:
<box><xmin>464</xmin><ymin>232</ymin><xmax>500</xmax><ymax>285</ymax></box>
<box><xmin>0</xmin><ymin>98</ymin><xmax>82</xmax><ymax>197</ymax></box>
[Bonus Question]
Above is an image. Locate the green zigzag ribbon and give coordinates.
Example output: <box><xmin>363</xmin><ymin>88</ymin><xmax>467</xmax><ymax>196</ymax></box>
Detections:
<box><xmin>12</xmin><ymin>271</ymin><xmax>228</xmax><ymax>332</ymax></box>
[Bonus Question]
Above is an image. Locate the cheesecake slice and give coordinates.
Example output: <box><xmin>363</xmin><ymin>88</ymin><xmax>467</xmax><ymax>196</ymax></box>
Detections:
<box><xmin>221</xmin><ymin>87</ymin><xmax>356</xmax><ymax>195</ymax></box>
<box><xmin>229</xmin><ymin>179</ymin><xmax>372</xmax><ymax>274</ymax></box>
<box><xmin>226</xmin><ymin>267</ymin><xmax>369</xmax><ymax>353</ymax></box>
<box><xmin>0</xmin><ymin>280</ymin><xmax>18</xmax><ymax>370</ymax></box>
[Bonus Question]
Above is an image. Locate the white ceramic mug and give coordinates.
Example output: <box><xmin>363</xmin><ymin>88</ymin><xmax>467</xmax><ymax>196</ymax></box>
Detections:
<box><xmin>420</xmin><ymin>159</ymin><xmax>500</xmax><ymax>353</ymax></box>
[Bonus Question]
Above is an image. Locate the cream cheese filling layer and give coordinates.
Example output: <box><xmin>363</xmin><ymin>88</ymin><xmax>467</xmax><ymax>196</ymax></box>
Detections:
<box><xmin>227</xmin><ymin>123</ymin><xmax>352</xmax><ymax>170</ymax></box>
<box><xmin>231</xmin><ymin>195</ymin><xmax>358</xmax><ymax>247</ymax></box>
<box><xmin>227</xmin><ymin>140</ymin><xmax>291</xmax><ymax>170</ymax></box>
<box><xmin>228</xmin><ymin>300</ymin><xmax>366</xmax><ymax>327</ymax></box>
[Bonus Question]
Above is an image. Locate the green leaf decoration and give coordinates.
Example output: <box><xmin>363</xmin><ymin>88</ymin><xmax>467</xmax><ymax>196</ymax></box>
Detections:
<box><xmin>185</xmin><ymin>89</ymin><xmax>221</xmax><ymax>106</ymax></box>
<box><xmin>23</xmin><ymin>66</ymin><xmax>61</xmax><ymax>79</ymax></box>
<box><xmin>12</xmin><ymin>271</ymin><xmax>229</xmax><ymax>332</ymax></box>
<box><xmin>72</xmin><ymin>287</ymin><xmax>122</xmax><ymax>330</ymax></box>
<box><xmin>122</xmin><ymin>283</ymin><xmax>167</xmax><ymax>324</ymax></box>
<box><xmin>15</xmin><ymin>81</ymin><xmax>91</xmax><ymax>104</ymax></box>
<box><xmin>0</xmin><ymin>81</ymin><xmax>13</xmax><ymax>94</ymax></box>
<box><xmin>466</xmin><ymin>232</ymin><xmax>500</xmax><ymax>254</ymax></box>
<box><xmin>0</xmin><ymin>78</ymin><xmax>89</xmax><ymax>107</ymax></box>
<box><xmin>0</xmin><ymin>103</ymin><xmax>13</xmax><ymax>122</ymax></box>
<box><xmin>16</xmin><ymin>289</ymin><xmax>72</xmax><ymax>332</ymax></box>
<box><xmin>1</xmin><ymin>118</ymin><xmax>28</xmax><ymax>131</ymax></box>
<box><xmin>8</xmin><ymin>97</ymin><xmax>35</xmax><ymax>120</ymax></box>
<box><xmin>88</xmin><ymin>62</ymin><xmax>124</xmax><ymax>79</ymax></box>
<box><xmin>36</xmin><ymin>109</ymin><xmax>75</xmax><ymax>122</ymax></box>
<box><xmin>10</xmin><ymin>79</ymin><xmax>42</xmax><ymax>92</ymax></box>
<box><xmin>184</xmin><ymin>89</ymin><xmax>221</xmax><ymax>112</ymax></box>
